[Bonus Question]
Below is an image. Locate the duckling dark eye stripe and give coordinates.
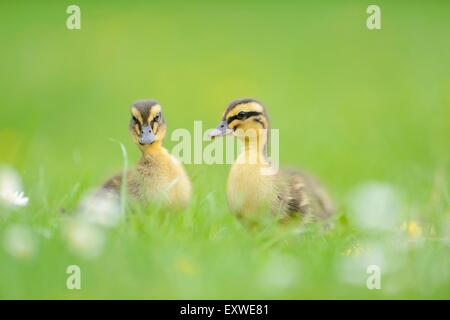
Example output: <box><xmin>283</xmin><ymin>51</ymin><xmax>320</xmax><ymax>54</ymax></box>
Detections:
<box><xmin>227</xmin><ymin>111</ymin><xmax>262</xmax><ymax>124</ymax></box>
<box><xmin>132</xmin><ymin>117</ymin><xmax>142</xmax><ymax>130</ymax></box>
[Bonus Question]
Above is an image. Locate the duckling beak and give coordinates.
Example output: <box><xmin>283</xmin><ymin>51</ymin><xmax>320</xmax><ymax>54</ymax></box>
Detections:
<box><xmin>208</xmin><ymin>121</ymin><xmax>233</xmax><ymax>139</ymax></box>
<box><xmin>139</xmin><ymin>124</ymin><xmax>156</xmax><ymax>145</ymax></box>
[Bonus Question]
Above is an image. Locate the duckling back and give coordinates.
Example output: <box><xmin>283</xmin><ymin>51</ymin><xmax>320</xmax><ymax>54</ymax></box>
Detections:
<box><xmin>275</xmin><ymin>168</ymin><xmax>335</xmax><ymax>220</ymax></box>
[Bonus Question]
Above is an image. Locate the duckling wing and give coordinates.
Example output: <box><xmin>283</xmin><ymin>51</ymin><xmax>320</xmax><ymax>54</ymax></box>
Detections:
<box><xmin>102</xmin><ymin>170</ymin><xmax>141</xmax><ymax>196</ymax></box>
<box><xmin>102</xmin><ymin>173</ymin><xmax>123</xmax><ymax>191</ymax></box>
<box><xmin>277</xmin><ymin>168</ymin><xmax>335</xmax><ymax>219</ymax></box>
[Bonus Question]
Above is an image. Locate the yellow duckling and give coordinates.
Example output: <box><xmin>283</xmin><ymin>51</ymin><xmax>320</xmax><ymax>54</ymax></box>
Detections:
<box><xmin>103</xmin><ymin>100</ymin><xmax>191</xmax><ymax>208</ymax></box>
<box><xmin>209</xmin><ymin>98</ymin><xmax>334</xmax><ymax>221</ymax></box>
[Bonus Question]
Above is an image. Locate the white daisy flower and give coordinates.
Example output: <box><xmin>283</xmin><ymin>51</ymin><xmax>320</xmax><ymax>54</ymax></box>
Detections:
<box><xmin>1</xmin><ymin>191</ymin><xmax>29</xmax><ymax>207</ymax></box>
<box><xmin>0</xmin><ymin>166</ymin><xmax>29</xmax><ymax>207</ymax></box>
<box><xmin>77</xmin><ymin>189</ymin><xmax>121</xmax><ymax>228</ymax></box>
<box><xmin>64</xmin><ymin>219</ymin><xmax>105</xmax><ymax>259</ymax></box>
<box><xmin>348</xmin><ymin>182</ymin><xmax>402</xmax><ymax>230</ymax></box>
<box><xmin>3</xmin><ymin>224</ymin><xmax>37</xmax><ymax>260</ymax></box>
<box><xmin>258</xmin><ymin>254</ymin><xmax>299</xmax><ymax>290</ymax></box>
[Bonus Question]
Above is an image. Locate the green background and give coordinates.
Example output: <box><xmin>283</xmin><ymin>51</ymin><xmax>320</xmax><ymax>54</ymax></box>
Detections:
<box><xmin>0</xmin><ymin>1</ymin><xmax>449</xmax><ymax>299</ymax></box>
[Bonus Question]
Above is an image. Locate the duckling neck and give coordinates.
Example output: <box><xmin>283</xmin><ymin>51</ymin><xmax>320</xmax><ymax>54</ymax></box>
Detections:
<box><xmin>140</xmin><ymin>142</ymin><xmax>166</xmax><ymax>159</ymax></box>
<box><xmin>228</xmin><ymin>136</ymin><xmax>274</xmax><ymax>215</ymax></box>
<box><xmin>237</xmin><ymin>136</ymin><xmax>268</xmax><ymax>165</ymax></box>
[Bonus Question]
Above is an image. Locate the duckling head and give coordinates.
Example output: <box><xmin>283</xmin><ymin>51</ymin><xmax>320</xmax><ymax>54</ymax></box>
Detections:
<box><xmin>209</xmin><ymin>98</ymin><xmax>270</xmax><ymax>151</ymax></box>
<box><xmin>129</xmin><ymin>100</ymin><xmax>167</xmax><ymax>150</ymax></box>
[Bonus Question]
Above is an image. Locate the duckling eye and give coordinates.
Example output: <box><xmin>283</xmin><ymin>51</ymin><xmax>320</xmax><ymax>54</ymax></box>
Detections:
<box><xmin>132</xmin><ymin>116</ymin><xmax>138</xmax><ymax>123</ymax></box>
<box><xmin>154</xmin><ymin>112</ymin><xmax>161</xmax><ymax>122</ymax></box>
<box><xmin>237</xmin><ymin>111</ymin><xmax>247</xmax><ymax>119</ymax></box>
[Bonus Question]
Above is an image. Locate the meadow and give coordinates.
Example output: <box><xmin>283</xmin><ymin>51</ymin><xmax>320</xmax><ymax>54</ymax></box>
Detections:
<box><xmin>0</xmin><ymin>1</ymin><xmax>449</xmax><ymax>299</ymax></box>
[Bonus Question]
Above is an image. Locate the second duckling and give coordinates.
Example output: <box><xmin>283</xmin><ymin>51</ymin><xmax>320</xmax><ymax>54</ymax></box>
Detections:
<box><xmin>209</xmin><ymin>98</ymin><xmax>334</xmax><ymax>222</ymax></box>
<box><xmin>103</xmin><ymin>100</ymin><xmax>191</xmax><ymax>209</ymax></box>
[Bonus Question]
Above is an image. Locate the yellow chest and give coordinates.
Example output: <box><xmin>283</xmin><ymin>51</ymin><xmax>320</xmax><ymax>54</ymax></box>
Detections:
<box><xmin>131</xmin><ymin>150</ymin><xmax>191</xmax><ymax>208</ymax></box>
<box><xmin>227</xmin><ymin>162</ymin><xmax>275</xmax><ymax>215</ymax></box>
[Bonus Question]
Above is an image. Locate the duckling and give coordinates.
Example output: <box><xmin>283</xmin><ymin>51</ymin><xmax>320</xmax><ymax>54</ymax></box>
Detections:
<box><xmin>103</xmin><ymin>100</ymin><xmax>191</xmax><ymax>208</ymax></box>
<box><xmin>209</xmin><ymin>98</ymin><xmax>334</xmax><ymax>221</ymax></box>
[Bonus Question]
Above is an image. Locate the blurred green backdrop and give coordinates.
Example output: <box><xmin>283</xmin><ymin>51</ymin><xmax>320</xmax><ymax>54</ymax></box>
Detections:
<box><xmin>0</xmin><ymin>1</ymin><xmax>449</xmax><ymax>299</ymax></box>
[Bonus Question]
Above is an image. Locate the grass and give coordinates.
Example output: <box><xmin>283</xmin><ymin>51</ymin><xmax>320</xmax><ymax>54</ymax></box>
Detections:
<box><xmin>0</xmin><ymin>1</ymin><xmax>449</xmax><ymax>299</ymax></box>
